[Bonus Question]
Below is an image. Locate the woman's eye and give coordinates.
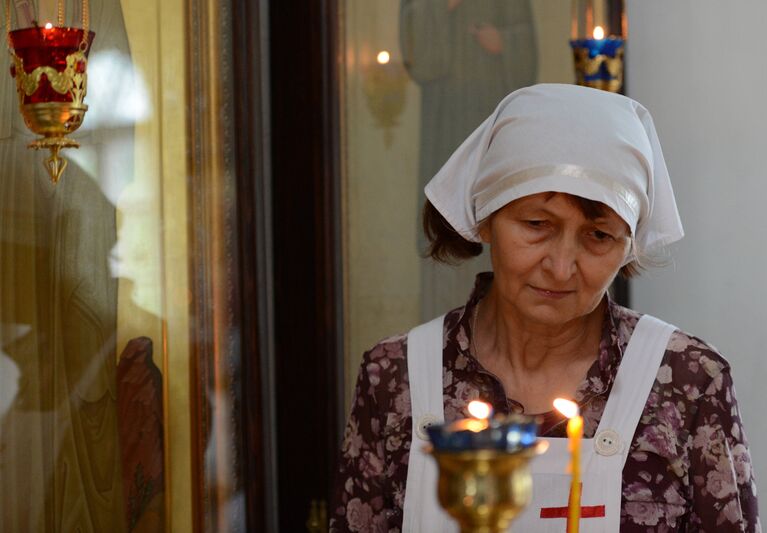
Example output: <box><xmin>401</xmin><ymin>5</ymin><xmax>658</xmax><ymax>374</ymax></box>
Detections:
<box><xmin>525</xmin><ymin>220</ymin><xmax>547</xmax><ymax>228</ymax></box>
<box><xmin>590</xmin><ymin>230</ymin><xmax>614</xmax><ymax>241</ymax></box>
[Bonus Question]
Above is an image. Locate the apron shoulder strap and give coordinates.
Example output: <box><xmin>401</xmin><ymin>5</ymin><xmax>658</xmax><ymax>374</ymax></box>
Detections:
<box><xmin>596</xmin><ymin>314</ymin><xmax>676</xmax><ymax>467</ymax></box>
<box><xmin>402</xmin><ymin>314</ymin><xmax>457</xmax><ymax>533</ymax></box>
<box><xmin>406</xmin><ymin>315</ymin><xmax>447</xmax><ymax>427</ymax></box>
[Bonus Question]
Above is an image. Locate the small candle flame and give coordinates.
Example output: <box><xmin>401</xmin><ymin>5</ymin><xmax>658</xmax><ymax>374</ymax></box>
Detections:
<box><xmin>553</xmin><ymin>398</ymin><xmax>579</xmax><ymax>419</ymax></box>
<box><xmin>466</xmin><ymin>419</ymin><xmax>487</xmax><ymax>432</ymax></box>
<box><xmin>44</xmin><ymin>22</ymin><xmax>53</xmax><ymax>30</ymax></box>
<box><xmin>376</xmin><ymin>50</ymin><xmax>391</xmax><ymax>65</ymax></box>
<box><xmin>449</xmin><ymin>418</ymin><xmax>489</xmax><ymax>433</ymax></box>
<box><xmin>592</xmin><ymin>26</ymin><xmax>605</xmax><ymax>40</ymax></box>
<box><xmin>467</xmin><ymin>400</ymin><xmax>492</xmax><ymax>420</ymax></box>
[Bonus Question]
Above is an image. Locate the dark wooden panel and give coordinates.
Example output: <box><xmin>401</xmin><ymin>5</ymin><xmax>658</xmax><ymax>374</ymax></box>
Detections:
<box><xmin>269</xmin><ymin>0</ymin><xmax>343</xmax><ymax>531</ymax></box>
<box><xmin>231</xmin><ymin>0</ymin><xmax>275</xmax><ymax>531</ymax></box>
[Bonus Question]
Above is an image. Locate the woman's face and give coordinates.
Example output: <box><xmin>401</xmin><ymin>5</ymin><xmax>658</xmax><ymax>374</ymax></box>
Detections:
<box><xmin>479</xmin><ymin>192</ymin><xmax>632</xmax><ymax>326</ymax></box>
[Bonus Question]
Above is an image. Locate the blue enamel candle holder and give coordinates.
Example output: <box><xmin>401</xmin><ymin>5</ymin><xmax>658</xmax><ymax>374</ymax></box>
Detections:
<box><xmin>426</xmin><ymin>414</ymin><xmax>538</xmax><ymax>453</ymax></box>
<box><xmin>570</xmin><ymin>36</ymin><xmax>625</xmax><ymax>93</ymax></box>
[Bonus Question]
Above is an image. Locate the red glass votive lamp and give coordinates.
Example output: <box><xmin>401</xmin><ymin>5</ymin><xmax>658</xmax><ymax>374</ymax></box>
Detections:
<box><xmin>9</xmin><ymin>27</ymin><xmax>93</xmax><ymax>101</ymax></box>
<box><xmin>7</xmin><ymin>26</ymin><xmax>95</xmax><ymax>183</ymax></box>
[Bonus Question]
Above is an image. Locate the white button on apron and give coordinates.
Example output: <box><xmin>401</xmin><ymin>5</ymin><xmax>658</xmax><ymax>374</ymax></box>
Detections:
<box><xmin>402</xmin><ymin>314</ymin><xmax>676</xmax><ymax>533</ymax></box>
<box><xmin>594</xmin><ymin>429</ymin><xmax>622</xmax><ymax>456</ymax></box>
<box><xmin>415</xmin><ymin>414</ymin><xmax>440</xmax><ymax>441</ymax></box>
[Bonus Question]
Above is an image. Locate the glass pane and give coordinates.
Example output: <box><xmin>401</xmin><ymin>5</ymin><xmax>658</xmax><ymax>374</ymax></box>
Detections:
<box><xmin>342</xmin><ymin>1</ymin><xmax>575</xmax><ymax>402</ymax></box>
<box><xmin>0</xmin><ymin>0</ymin><xmax>190</xmax><ymax>531</ymax></box>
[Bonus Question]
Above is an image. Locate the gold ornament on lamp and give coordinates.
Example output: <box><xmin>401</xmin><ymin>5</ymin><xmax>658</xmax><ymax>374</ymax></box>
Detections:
<box><xmin>5</xmin><ymin>0</ymin><xmax>95</xmax><ymax>183</ymax></box>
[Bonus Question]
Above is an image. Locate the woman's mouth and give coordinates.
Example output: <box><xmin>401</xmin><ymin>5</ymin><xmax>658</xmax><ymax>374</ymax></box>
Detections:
<box><xmin>530</xmin><ymin>286</ymin><xmax>574</xmax><ymax>299</ymax></box>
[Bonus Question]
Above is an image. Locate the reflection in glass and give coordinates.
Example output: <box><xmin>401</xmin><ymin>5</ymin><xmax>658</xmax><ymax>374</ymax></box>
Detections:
<box><xmin>0</xmin><ymin>0</ymin><xmax>165</xmax><ymax>530</ymax></box>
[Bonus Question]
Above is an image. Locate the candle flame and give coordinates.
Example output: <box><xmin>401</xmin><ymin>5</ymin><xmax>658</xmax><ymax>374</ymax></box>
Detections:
<box><xmin>553</xmin><ymin>398</ymin><xmax>579</xmax><ymax>419</ymax></box>
<box><xmin>467</xmin><ymin>400</ymin><xmax>492</xmax><ymax>420</ymax></box>
<box><xmin>376</xmin><ymin>51</ymin><xmax>391</xmax><ymax>65</ymax></box>
<box><xmin>592</xmin><ymin>26</ymin><xmax>605</xmax><ymax>40</ymax></box>
<box><xmin>466</xmin><ymin>419</ymin><xmax>487</xmax><ymax>432</ymax></box>
<box><xmin>44</xmin><ymin>22</ymin><xmax>53</xmax><ymax>30</ymax></box>
<box><xmin>450</xmin><ymin>418</ymin><xmax>489</xmax><ymax>433</ymax></box>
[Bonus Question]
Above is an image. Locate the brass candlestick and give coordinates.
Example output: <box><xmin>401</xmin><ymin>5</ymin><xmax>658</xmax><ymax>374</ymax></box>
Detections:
<box><xmin>430</xmin><ymin>443</ymin><xmax>546</xmax><ymax>533</ymax></box>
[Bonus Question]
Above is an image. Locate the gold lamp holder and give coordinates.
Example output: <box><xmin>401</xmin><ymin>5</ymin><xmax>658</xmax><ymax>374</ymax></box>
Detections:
<box><xmin>5</xmin><ymin>0</ymin><xmax>92</xmax><ymax>183</ymax></box>
<box><xmin>430</xmin><ymin>442</ymin><xmax>547</xmax><ymax>533</ymax></box>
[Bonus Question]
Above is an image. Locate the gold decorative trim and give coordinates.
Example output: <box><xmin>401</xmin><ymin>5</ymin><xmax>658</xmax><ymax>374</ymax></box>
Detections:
<box><xmin>572</xmin><ymin>46</ymin><xmax>624</xmax><ymax>93</ymax></box>
<box><xmin>186</xmin><ymin>0</ymin><xmax>242</xmax><ymax>530</ymax></box>
<box><xmin>12</xmin><ymin>50</ymin><xmax>88</xmax><ymax>103</ymax></box>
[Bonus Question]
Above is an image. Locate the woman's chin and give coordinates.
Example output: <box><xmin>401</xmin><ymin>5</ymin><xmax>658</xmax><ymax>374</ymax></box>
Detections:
<box><xmin>517</xmin><ymin>305</ymin><xmax>579</xmax><ymax>327</ymax></box>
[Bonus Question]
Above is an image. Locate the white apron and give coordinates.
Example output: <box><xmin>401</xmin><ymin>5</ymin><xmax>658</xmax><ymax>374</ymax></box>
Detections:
<box><xmin>402</xmin><ymin>314</ymin><xmax>676</xmax><ymax>532</ymax></box>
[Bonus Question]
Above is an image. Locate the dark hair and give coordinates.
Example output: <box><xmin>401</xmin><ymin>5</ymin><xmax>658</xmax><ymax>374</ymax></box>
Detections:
<box><xmin>422</xmin><ymin>195</ymin><xmax>641</xmax><ymax>278</ymax></box>
<box><xmin>422</xmin><ymin>201</ymin><xmax>483</xmax><ymax>264</ymax></box>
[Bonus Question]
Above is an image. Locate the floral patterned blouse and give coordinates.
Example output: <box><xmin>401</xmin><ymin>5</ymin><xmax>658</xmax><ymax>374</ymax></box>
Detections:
<box><xmin>330</xmin><ymin>273</ymin><xmax>760</xmax><ymax>532</ymax></box>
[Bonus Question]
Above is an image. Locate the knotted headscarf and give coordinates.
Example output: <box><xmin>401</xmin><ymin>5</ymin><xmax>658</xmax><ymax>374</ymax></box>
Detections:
<box><xmin>425</xmin><ymin>84</ymin><xmax>684</xmax><ymax>257</ymax></box>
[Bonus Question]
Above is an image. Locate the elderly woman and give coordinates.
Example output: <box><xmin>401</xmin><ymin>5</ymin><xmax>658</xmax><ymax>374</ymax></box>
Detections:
<box><xmin>330</xmin><ymin>84</ymin><xmax>759</xmax><ymax>532</ymax></box>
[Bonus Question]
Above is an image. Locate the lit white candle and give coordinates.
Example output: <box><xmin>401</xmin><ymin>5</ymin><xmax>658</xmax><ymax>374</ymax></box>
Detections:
<box><xmin>554</xmin><ymin>398</ymin><xmax>583</xmax><ymax>533</ymax></box>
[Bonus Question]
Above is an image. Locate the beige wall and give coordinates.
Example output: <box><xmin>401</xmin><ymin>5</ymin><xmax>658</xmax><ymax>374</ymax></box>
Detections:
<box><xmin>532</xmin><ymin>0</ymin><xmax>575</xmax><ymax>83</ymax></box>
<box><xmin>343</xmin><ymin>1</ymin><xmax>423</xmax><ymax>407</ymax></box>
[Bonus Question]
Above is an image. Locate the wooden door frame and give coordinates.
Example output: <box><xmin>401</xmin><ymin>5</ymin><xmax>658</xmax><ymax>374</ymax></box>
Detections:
<box><xmin>186</xmin><ymin>0</ymin><xmax>343</xmax><ymax>530</ymax></box>
<box><xmin>185</xmin><ymin>0</ymin><xmax>286</xmax><ymax>531</ymax></box>
<box><xmin>268</xmin><ymin>0</ymin><xmax>345</xmax><ymax>531</ymax></box>
<box><xmin>231</xmin><ymin>0</ymin><xmax>280</xmax><ymax>531</ymax></box>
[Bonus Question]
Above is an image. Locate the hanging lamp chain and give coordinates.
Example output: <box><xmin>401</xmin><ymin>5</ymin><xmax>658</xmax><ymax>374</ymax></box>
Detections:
<box><xmin>81</xmin><ymin>0</ymin><xmax>89</xmax><ymax>36</ymax></box>
<box><xmin>4</xmin><ymin>0</ymin><xmax>11</xmax><ymax>47</ymax></box>
<box><xmin>2</xmin><ymin>0</ymin><xmax>90</xmax><ymax>48</ymax></box>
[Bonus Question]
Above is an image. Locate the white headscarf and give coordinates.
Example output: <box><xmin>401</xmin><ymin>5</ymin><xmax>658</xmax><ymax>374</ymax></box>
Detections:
<box><xmin>424</xmin><ymin>84</ymin><xmax>684</xmax><ymax>257</ymax></box>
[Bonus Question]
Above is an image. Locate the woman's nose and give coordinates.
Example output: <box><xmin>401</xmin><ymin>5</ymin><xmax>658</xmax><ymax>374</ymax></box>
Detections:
<box><xmin>541</xmin><ymin>239</ymin><xmax>578</xmax><ymax>281</ymax></box>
